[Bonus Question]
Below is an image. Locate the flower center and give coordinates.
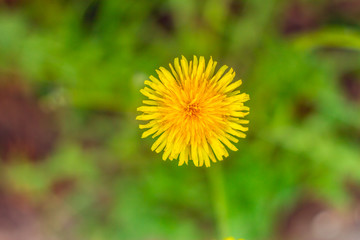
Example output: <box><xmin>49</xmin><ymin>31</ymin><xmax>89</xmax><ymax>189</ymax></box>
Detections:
<box><xmin>185</xmin><ymin>103</ymin><xmax>200</xmax><ymax>116</ymax></box>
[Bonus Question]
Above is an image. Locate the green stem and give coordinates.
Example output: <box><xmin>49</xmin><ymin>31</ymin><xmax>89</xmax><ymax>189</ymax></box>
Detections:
<box><xmin>207</xmin><ymin>164</ymin><xmax>229</xmax><ymax>239</ymax></box>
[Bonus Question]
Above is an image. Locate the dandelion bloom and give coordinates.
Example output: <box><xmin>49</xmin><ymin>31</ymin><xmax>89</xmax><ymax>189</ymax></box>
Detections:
<box><xmin>224</xmin><ymin>238</ymin><xmax>244</xmax><ymax>240</ymax></box>
<box><xmin>137</xmin><ymin>56</ymin><xmax>249</xmax><ymax>167</ymax></box>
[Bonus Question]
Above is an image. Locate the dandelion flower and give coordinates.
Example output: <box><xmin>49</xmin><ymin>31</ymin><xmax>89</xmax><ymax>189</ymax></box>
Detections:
<box><xmin>137</xmin><ymin>56</ymin><xmax>249</xmax><ymax>167</ymax></box>
<box><xmin>224</xmin><ymin>237</ymin><xmax>245</xmax><ymax>240</ymax></box>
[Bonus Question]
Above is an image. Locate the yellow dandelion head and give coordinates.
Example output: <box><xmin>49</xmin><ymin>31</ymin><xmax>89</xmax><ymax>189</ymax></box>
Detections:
<box><xmin>137</xmin><ymin>56</ymin><xmax>250</xmax><ymax>167</ymax></box>
<box><xmin>224</xmin><ymin>238</ymin><xmax>245</xmax><ymax>240</ymax></box>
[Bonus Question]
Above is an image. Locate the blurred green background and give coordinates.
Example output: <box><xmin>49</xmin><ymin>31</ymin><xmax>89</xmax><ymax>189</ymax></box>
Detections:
<box><xmin>0</xmin><ymin>0</ymin><xmax>360</xmax><ymax>240</ymax></box>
